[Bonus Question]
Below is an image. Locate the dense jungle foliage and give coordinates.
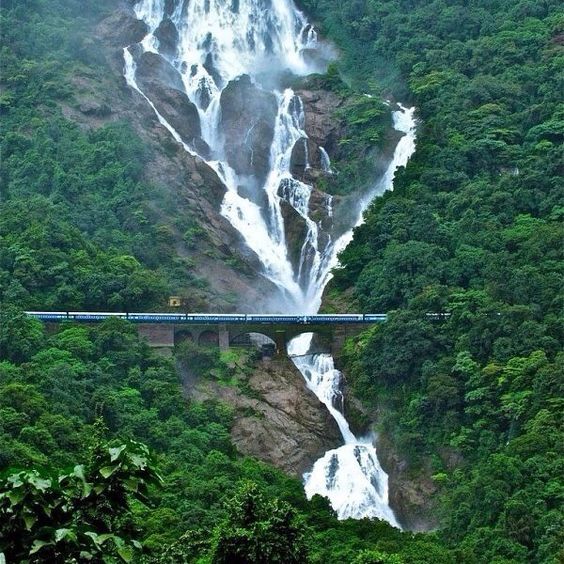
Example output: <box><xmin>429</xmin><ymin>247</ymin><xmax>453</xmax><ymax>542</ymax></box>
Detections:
<box><xmin>298</xmin><ymin>0</ymin><xmax>563</xmax><ymax>561</ymax></box>
<box><xmin>1</xmin><ymin>0</ymin><xmax>562</xmax><ymax>562</ymax></box>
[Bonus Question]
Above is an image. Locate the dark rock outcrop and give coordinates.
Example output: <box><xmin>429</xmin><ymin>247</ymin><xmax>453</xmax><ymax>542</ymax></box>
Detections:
<box><xmin>296</xmin><ymin>89</ymin><xmax>345</xmax><ymax>158</ymax></box>
<box><xmin>289</xmin><ymin>137</ymin><xmax>309</xmax><ymax>178</ymax></box>
<box><xmin>279</xmin><ymin>200</ymin><xmax>308</xmax><ymax>270</ymax></box>
<box><xmin>134</xmin><ymin>52</ymin><xmax>208</xmax><ymax>153</ymax></box>
<box><xmin>97</xmin><ymin>6</ymin><xmax>148</xmax><ymax>47</ymax></box>
<box><xmin>135</xmin><ymin>51</ymin><xmax>184</xmax><ymax>91</ymax></box>
<box><xmin>164</xmin><ymin>0</ymin><xmax>178</xmax><ymax>17</ymax></box>
<box><xmin>154</xmin><ymin>17</ymin><xmax>178</xmax><ymax>57</ymax></box>
<box><xmin>220</xmin><ymin>75</ymin><xmax>278</xmax><ymax>182</ymax></box>
<box><xmin>290</xmin><ymin>88</ymin><xmax>347</xmax><ymax>188</ymax></box>
<box><xmin>139</xmin><ymin>80</ymin><xmax>204</xmax><ymax>149</ymax></box>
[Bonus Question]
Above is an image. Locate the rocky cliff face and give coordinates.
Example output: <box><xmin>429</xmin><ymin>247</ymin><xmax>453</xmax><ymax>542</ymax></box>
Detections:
<box><xmin>220</xmin><ymin>75</ymin><xmax>278</xmax><ymax>183</ymax></box>
<box><xmin>185</xmin><ymin>355</ymin><xmax>342</xmax><ymax>476</ymax></box>
<box><xmin>296</xmin><ymin>88</ymin><xmax>346</xmax><ymax>167</ymax></box>
<box><xmin>376</xmin><ymin>433</ymin><xmax>439</xmax><ymax>532</ymax></box>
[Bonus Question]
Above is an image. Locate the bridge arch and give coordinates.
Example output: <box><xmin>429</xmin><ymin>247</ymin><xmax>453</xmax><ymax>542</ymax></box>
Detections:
<box><xmin>198</xmin><ymin>330</ymin><xmax>219</xmax><ymax>346</ymax></box>
<box><xmin>230</xmin><ymin>331</ymin><xmax>276</xmax><ymax>348</ymax></box>
<box><xmin>174</xmin><ymin>329</ymin><xmax>194</xmax><ymax>346</ymax></box>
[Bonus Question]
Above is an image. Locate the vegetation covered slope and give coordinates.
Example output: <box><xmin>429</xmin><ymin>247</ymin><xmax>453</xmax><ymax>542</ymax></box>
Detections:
<box><xmin>0</xmin><ymin>0</ymin><xmax>246</xmax><ymax>312</ymax></box>
<box><xmin>298</xmin><ymin>0</ymin><xmax>563</xmax><ymax>561</ymax></box>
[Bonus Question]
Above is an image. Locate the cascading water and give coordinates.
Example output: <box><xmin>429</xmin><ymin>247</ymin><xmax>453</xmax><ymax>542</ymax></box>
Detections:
<box><xmin>288</xmin><ymin>107</ymin><xmax>415</xmax><ymax>524</ymax></box>
<box><xmin>290</xmin><ymin>333</ymin><xmax>399</xmax><ymax>524</ymax></box>
<box><xmin>123</xmin><ymin>0</ymin><xmax>416</xmax><ymax>525</ymax></box>
<box><xmin>125</xmin><ymin>0</ymin><xmax>332</xmax><ymax>311</ymax></box>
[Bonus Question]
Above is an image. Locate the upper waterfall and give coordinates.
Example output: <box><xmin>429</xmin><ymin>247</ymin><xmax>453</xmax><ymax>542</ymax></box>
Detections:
<box><xmin>126</xmin><ymin>0</ymin><xmax>336</xmax><ymax>312</ymax></box>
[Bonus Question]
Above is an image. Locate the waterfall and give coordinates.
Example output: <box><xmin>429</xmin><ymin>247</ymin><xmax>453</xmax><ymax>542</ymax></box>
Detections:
<box><xmin>288</xmin><ymin>107</ymin><xmax>415</xmax><ymax>524</ymax></box>
<box><xmin>319</xmin><ymin>146</ymin><xmax>333</xmax><ymax>174</ymax></box>
<box><xmin>289</xmin><ymin>332</ymin><xmax>399</xmax><ymax>524</ymax></box>
<box><xmin>123</xmin><ymin>0</ymin><xmax>416</xmax><ymax>526</ymax></box>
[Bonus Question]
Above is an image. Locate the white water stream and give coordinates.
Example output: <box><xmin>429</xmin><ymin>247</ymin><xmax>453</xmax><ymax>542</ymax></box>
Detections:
<box><xmin>124</xmin><ymin>0</ymin><xmax>415</xmax><ymax>525</ymax></box>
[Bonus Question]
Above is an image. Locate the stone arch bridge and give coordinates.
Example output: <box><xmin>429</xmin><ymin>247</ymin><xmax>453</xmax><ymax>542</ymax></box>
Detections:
<box><xmin>155</xmin><ymin>321</ymin><xmax>361</xmax><ymax>356</ymax></box>
<box><xmin>25</xmin><ymin>312</ymin><xmax>393</xmax><ymax>357</ymax></box>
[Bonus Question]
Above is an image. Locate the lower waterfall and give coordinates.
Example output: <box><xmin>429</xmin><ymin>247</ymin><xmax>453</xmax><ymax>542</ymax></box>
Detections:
<box><xmin>288</xmin><ymin>106</ymin><xmax>415</xmax><ymax>524</ymax></box>
<box><xmin>289</xmin><ymin>333</ymin><xmax>399</xmax><ymax>525</ymax></box>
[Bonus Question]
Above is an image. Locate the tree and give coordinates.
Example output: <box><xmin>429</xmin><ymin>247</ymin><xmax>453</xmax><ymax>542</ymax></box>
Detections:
<box><xmin>0</xmin><ymin>308</ymin><xmax>44</xmax><ymax>364</ymax></box>
<box><xmin>0</xmin><ymin>439</ymin><xmax>162</xmax><ymax>563</ymax></box>
<box><xmin>210</xmin><ymin>482</ymin><xmax>309</xmax><ymax>564</ymax></box>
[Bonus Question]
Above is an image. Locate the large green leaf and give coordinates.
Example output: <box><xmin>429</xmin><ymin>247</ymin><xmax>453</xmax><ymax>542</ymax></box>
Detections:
<box><xmin>99</xmin><ymin>466</ymin><xmax>118</xmax><ymax>479</ymax></box>
<box><xmin>29</xmin><ymin>539</ymin><xmax>53</xmax><ymax>555</ymax></box>
<box><xmin>109</xmin><ymin>445</ymin><xmax>126</xmax><ymax>462</ymax></box>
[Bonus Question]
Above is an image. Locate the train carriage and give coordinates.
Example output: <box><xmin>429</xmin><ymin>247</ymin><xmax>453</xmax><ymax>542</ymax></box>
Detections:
<box><xmin>246</xmin><ymin>314</ymin><xmax>301</xmax><ymax>323</ymax></box>
<box><xmin>127</xmin><ymin>313</ymin><xmax>184</xmax><ymax>323</ymax></box>
<box><xmin>25</xmin><ymin>311</ymin><xmax>68</xmax><ymax>321</ymax></box>
<box><xmin>308</xmin><ymin>314</ymin><xmax>364</xmax><ymax>323</ymax></box>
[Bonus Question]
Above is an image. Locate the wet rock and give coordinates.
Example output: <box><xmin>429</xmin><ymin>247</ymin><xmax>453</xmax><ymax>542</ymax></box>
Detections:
<box><xmin>138</xmin><ymin>79</ymin><xmax>202</xmax><ymax>148</ymax></box>
<box><xmin>297</xmin><ymin>240</ymin><xmax>317</xmax><ymax>288</ymax></box>
<box><xmin>220</xmin><ymin>75</ymin><xmax>278</xmax><ymax>182</ymax></box>
<box><xmin>296</xmin><ymin>89</ymin><xmax>345</xmax><ymax>159</ymax></box>
<box><xmin>154</xmin><ymin>17</ymin><xmax>178</xmax><ymax>57</ymax></box>
<box><xmin>136</xmin><ymin>51</ymin><xmax>184</xmax><ymax>91</ymax></box>
<box><xmin>164</xmin><ymin>0</ymin><xmax>178</xmax><ymax>17</ymax></box>
<box><xmin>279</xmin><ymin>200</ymin><xmax>308</xmax><ymax>271</ymax></box>
<box><xmin>290</xmin><ymin>137</ymin><xmax>309</xmax><ymax>178</ymax></box>
<box><xmin>308</xmin><ymin>188</ymin><xmax>334</xmax><ymax>231</ymax></box>
<box><xmin>97</xmin><ymin>6</ymin><xmax>148</xmax><ymax>47</ymax></box>
<box><xmin>191</xmin><ymin>156</ymin><xmax>226</xmax><ymax>205</ymax></box>
<box><xmin>191</xmin><ymin>137</ymin><xmax>212</xmax><ymax>160</ymax></box>
<box><xmin>203</xmin><ymin>52</ymin><xmax>223</xmax><ymax>88</ymax></box>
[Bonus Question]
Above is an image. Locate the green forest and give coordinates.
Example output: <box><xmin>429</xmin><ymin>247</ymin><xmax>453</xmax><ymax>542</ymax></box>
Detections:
<box><xmin>1</xmin><ymin>0</ymin><xmax>563</xmax><ymax>562</ymax></box>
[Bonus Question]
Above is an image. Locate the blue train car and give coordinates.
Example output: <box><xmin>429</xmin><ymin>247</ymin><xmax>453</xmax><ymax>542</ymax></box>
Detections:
<box><xmin>246</xmin><ymin>314</ymin><xmax>301</xmax><ymax>324</ymax></box>
<box><xmin>128</xmin><ymin>313</ymin><xmax>185</xmax><ymax>323</ymax></box>
<box><xmin>308</xmin><ymin>315</ymin><xmax>364</xmax><ymax>324</ymax></box>
<box><xmin>68</xmin><ymin>312</ymin><xmax>126</xmax><ymax>321</ymax></box>
<box><xmin>363</xmin><ymin>314</ymin><xmax>388</xmax><ymax>323</ymax></box>
<box><xmin>190</xmin><ymin>314</ymin><xmax>247</xmax><ymax>323</ymax></box>
<box><xmin>25</xmin><ymin>311</ymin><xmax>68</xmax><ymax>321</ymax></box>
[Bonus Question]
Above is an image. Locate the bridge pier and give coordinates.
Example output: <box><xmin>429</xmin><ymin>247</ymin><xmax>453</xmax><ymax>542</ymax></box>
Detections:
<box><xmin>274</xmin><ymin>330</ymin><xmax>287</xmax><ymax>357</ymax></box>
<box><xmin>219</xmin><ymin>324</ymin><xmax>230</xmax><ymax>352</ymax></box>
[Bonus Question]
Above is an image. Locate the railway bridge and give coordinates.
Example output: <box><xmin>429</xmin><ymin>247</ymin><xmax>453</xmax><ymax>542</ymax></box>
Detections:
<box><xmin>26</xmin><ymin>312</ymin><xmax>390</xmax><ymax>356</ymax></box>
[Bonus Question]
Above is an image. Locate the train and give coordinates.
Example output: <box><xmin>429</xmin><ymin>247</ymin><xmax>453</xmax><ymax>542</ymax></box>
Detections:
<box><xmin>24</xmin><ymin>312</ymin><xmax>390</xmax><ymax>324</ymax></box>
